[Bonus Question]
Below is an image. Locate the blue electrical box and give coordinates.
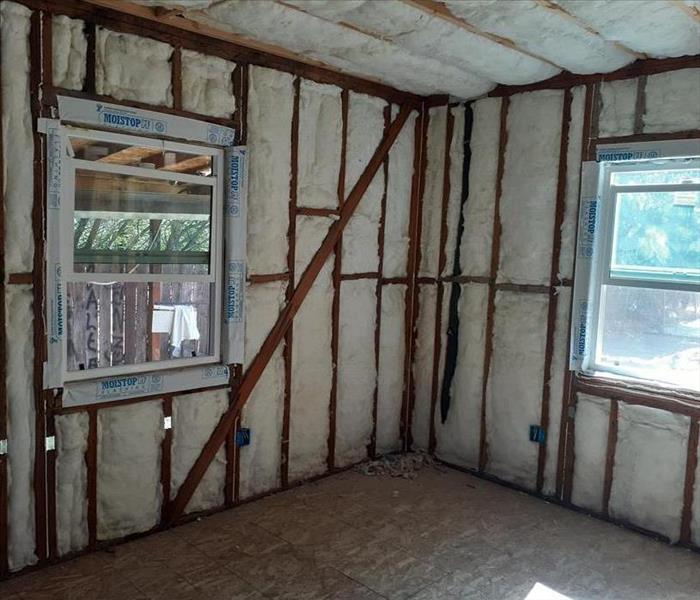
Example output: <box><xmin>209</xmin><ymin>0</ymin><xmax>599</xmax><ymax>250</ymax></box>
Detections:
<box><xmin>529</xmin><ymin>425</ymin><xmax>546</xmax><ymax>444</ymax></box>
<box><xmin>236</xmin><ymin>428</ymin><xmax>251</xmax><ymax>447</ymax></box>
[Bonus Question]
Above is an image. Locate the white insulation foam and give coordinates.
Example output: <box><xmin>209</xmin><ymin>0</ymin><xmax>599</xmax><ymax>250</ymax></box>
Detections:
<box><xmin>298</xmin><ymin>80</ymin><xmax>342</xmax><ymax>209</ymax></box>
<box><xmin>289</xmin><ymin>216</ymin><xmax>333</xmax><ymax>481</ymax></box>
<box><xmin>181</xmin><ymin>50</ymin><xmax>236</xmax><ymax>118</ymax></box>
<box><xmin>597</xmin><ymin>79</ymin><xmax>637</xmax><ymax>138</ymax></box>
<box><xmin>5</xmin><ymin>285</ymin><xmax>36</xmax><ymax>570</ymax></box>
<box><xmin>247</xmin><ymin>67</ymin><xmax>293</xmax><ymax>275</ymax></box>
<box><xmin>55</xmin><ymin>412</ymin><xmax>89</xmax><ymax>557</ymax></box>
<box><xmin>498</xmin><ymin>90</ymin><xmax>563</xmax><ymax>285</ymax></box>
<box><xmin>570</xmin><ymin>393</ymin><xmax>610</xmax><ymax>513</ymax></box>
<box><xmin>542</xmin><ymin>286</ymin><xmax>571</xmax><ymax>496</ymax></box>
<box><xmin>52</xmin><ymin>15</ymin><xmax>87</xmax><ymax>91</ymax></box>
<box><xmin>97</xmin><ymin>401</ymin><xmax>164</xmax><ymax>540</ymax></box>
<box><xmin>419</xmin><ymin>106</ymin><xmax>447</xmax><ymax>277</ymax></box>
<box><xmin>558</xmin><ymin>86</ymin><xmax>585</xmax><ymax>281</ymax></box>
<box><xmin>441</xmin><ymin>106</ymin><xmax>465</xmax><ymax>277</ymax></box>
<box><xmin>435</xmin><ymin>283</ymin><xmax>488</xmax><ymax>469</ymax></box>
<box><xmin>335</xmin><ymin>279</ymin><xmax>376</xmax><ymax>467</ymax></box>
<box><xmin>171</xmin><ymin>390</ymin><xmax>227</xmax><ymax>514</ymax></box>
<box><xmin>342</xmin><ymin>92</ymin><xmax>385</xmax><ymax>274</ymax></box>
<box><xmin>239</xmin><ymin>281</ymin><xmax>286</xmax><ymax>499</ymax></box>
<box><xmin>609</xmin><ymin>404</ymin><xmax>689</xmax><ymax>542</ymax></box>
<box><xmin>95</xmin><ymin>28</ymin><xmax>173</xmax><ymax>106</ymax></box>
<box><xmin>1</xmin><ymin>1</ymin><xmax>34</xmax><ymax>274</ymax></box>
<box><xmin>376</xmin><ymin>284</ymin><xmax>406</xmax><ymax>454</ymax></box>
<box><xmin>460</xmin><ymin>97</ymin><xmax>501</xmax><ymax>278</ymax></box>
<box><xmin>643</xmin><ymin>69</ymin><xmax>700</xmax><ymax>134</ymax></box>
<box><xmin>383</xmin><ymin>107</ymin><xmax>415</xmax><ymax>278</ymax></box>
<box><xmin>485</xmin><ymin>291</ymin><xmax>548</xmax><ymax>490</ymax></box>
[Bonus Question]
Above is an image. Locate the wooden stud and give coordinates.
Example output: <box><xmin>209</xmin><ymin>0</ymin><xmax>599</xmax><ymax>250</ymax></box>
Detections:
<box><xmin>339</xmin><ymin>272</ymin><xmax>379</xmax><ymax>281</ymax></box>
<box><xmin>86</xmin><ymin>408</ymin><xmax>98</xmax><ymax>548</ymax></box>
<box><xmin>633</xmin><ymin>75</ymin><xmax>647</xmax><ymax>135</ymax></box>
<box><xmin>160</xmin><ymin>395</ymin><xmax>173</xmax><ymax>523</ymax></box>
<box><xmin>680</xmin><ymin>417</ymin><xmax>699</xmax><ymax>545</ymax></box>
<box><xmin>248</xmin><ymin>273</ymin><xmax>289</xmax><ymax>284</ymax></box>
<box><xmin>171</xmin><ymin>46</ymin><xmax>182</xmax><ymax>111</ymax></box>
<box><xmin>602</xmin><ymin>399</ymin><xmax>619</xmax><ymax>516</ymax></box>
<box><xmin>478</xmin><ymin>96</ymin><xmax>509</xmax><ymax>472</ymax></box>
<box><xmin>595</xmin><ymin>130</ymin><xmax>700</xmax><ymax>146</ymax></box>
<box><xmin>233</xmin><ymin>63</ymin><xmax>249</xmax><ymax>145</ymax></box>
<box><xmin>84</xmin><ymin>21</ymin><xmax>96</xmax><ymax>95</ymax></box>
<box><xmin>45</xmin><ymin>404</ymin><xmax>57</xmax><ymax>559</ymax></box>
<box><xmin>295</xmin><ymin>206</ymin><xmax>340</xmax><ymax>217</ymax></box>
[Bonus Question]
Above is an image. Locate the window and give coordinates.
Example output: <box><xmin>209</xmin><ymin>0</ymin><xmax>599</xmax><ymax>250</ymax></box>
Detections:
<box><xmin>59</xmin><ymin>128</ymin><xmax>224</xmax><ymax>382</ymax></box>
<box><xmin>587</xmin><ymin>157</ymin><xmax>700</xmax><ymax>391</ymax></box>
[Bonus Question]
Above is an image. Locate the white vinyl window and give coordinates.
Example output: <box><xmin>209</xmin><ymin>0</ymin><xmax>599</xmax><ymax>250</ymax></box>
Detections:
<box><xmin>587</xmin><ymin>157</ymin><xmax>700</xmax><ymax>391</ymax></box>
<box><xmin>57</xmin><ymin>127</ymin><xmax>224</xmax><ymax>382</ymax></box>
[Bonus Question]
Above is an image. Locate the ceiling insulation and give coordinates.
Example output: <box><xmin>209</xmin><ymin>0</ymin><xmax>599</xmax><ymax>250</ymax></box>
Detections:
<box><xmin>131</xmin><ymin>0</ymin><xmax>700</xmax><ymax>99</ymax></box>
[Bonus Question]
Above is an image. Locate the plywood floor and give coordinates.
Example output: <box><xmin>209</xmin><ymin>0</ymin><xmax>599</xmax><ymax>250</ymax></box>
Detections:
<box><xmin>1</xmin><ymin>467</ymin><xmax>699</xmax><ymax>599</ymax></box>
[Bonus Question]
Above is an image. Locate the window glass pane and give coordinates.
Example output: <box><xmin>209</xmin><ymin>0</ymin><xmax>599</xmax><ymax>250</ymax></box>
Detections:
<box><xmin>66</xmin><ymin>281</ymin><xmax>214</xmax><ymax>373</ymax></box>
<box><xmin>597</xmin><ymin>285</ymin><xmax>699</xmax><ymax>391</ymax></box>
<box><xmin>611</xmin><ymin>167</ymin><xmax>700</xmax><ymax>186</ymax></box>
<box><xmin>74</xmin><ymin>169</ymin><xmax>212</xmax><ymax>275</ymax></box>
<box><xmin>68</xmin><ymin>136</ymin><xmax>213</xmax><ymax>175</ymax></box>
<box><xmin>611</xmin><ymin>191</ymin><xmax>700</xmax><ymax>282</ymax></box>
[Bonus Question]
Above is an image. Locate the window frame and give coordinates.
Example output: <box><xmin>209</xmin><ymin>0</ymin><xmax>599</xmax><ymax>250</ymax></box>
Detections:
<box><xmin>585</xmin><ymin>157</ymin><xmax>700</xmax><ymax>388</ymax></box>
<box><xmin>57</xmin><ymin>125</ymin><xmax>225</xmax><ymax>383</ymax></box>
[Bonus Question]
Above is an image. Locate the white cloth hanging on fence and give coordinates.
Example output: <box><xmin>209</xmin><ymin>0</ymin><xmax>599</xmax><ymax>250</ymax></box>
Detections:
<box><xmin>170</xmin><ymin>305</ymin><xmax>200</xmax><ymax>357</ymax></box>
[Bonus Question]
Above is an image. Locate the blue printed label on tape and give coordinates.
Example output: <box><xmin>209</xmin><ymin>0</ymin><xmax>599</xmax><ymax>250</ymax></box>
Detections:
<box><xmin>96</xmin><ymin>103</ymin><xmax>168</xmax><ymax>135</ymax></box>
<box><xmin>596</xmin><ymin>148</ymin><xmax>660</xmax><ymax>162</ymax></box>
<box><xmin>226</xmin><ymin>261</ymin><xmax>245</xmax><ymax>323</ymax></box>
<box><xmin>226</xmin><ymin>149</ymin><xmax>245</xmax><ymax>217</ymax></box>
<box><xmin>208</xmin><ymin>124</ymin><xmax>235</xmax><ymax>146</ymax></box>
<box><xmin>96</xmin><ymin>374</ymin><xmax>164</xmax><ymax>400</ymax></box>
<box><xmin>47</xmin><ymin>128</ymin><xmax>62</xmax><ymax>209</ymax></box>
<box><xmin>577</xmin><ymin>198</ymin><xmax>598</xmax><ymax>259</ymax></box>
<box><xmin>574</xmin><ymin>300</ymin><xmax>589</xmax><ymax>361</ymax></box>
<box><xmin>49</xmin><ymin>263</ymin><xmax>63</xmax><ymax>343</ymax></box>
<box><xmin>203</xmin><ymin>365</ymin><xmax>229</xmax><ymax>380</ymax></box>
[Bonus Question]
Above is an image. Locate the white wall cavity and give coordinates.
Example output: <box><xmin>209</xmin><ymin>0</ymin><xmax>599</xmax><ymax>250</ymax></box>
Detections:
<box><xmin>609</xmin><ymin>404</ymin><xmax>689</xmax><ymax>542</ymax></box>
<box><xmin>485</xmin><ymin>291</ymin><xmax>548</xmax><ymax>490</ymax></box>
<box><xmin>542</xmin><ymin>286</ymin><xmax>571</xmax><ymax>497</ymax></box>
<box><xmin>290</xmin><ymin>216</ymin><xmax>333</xmax><ymax>481</ymax></box>
<box><xmin>460</xmin><ymin>97</ymin><xmax>501</xmax><ymax>278</ymax></box>
<box><xmin>171</xmin><ymin>390</ymin><xmax>227</xmax><ymax>514</ymax></box>
<box><xmin>411</xmin><ymin>284</ymin><xmax>437</xmax><ymax>450</ymax></box>
<box><xmin>52</xmin><ymin>15</ymin><xmax>87</xmax><ymax>91</ymax></box>
<box><xmin>558</xmin><ymin>86</ymin><xmax>585</xmax><ymax>281</ymax></box>
<box><xmin>298</xmin><ymin>80</ymin><xmax>342</xmax><ymax>209</ymax></box>
<box><xmin>247</xmin><ymin>66</ymin><xmax>293</xmax><ymax>275</ymax></box>
<box><xmin>383</xmin><ymin>107</ymin><xmax>415</xmax><ymax>278</ymax></box>
<box><xmin>441</xmin><ymin>106</ymin><xmax>466</xmax><ymax>277</ymax></box>
<box><xmin>435</xmin><ymin>283</ymin><xmax>488</xmax><ymax>469</ymax></box>
<box><xmin>239</xmin><ymin>281</ymin><xmax>286</xmax><ymax>499</ymax></box>
<box><xmin>419</xmin><ymin>106</ymin><xmax>447</xmax><ymax>277</ymax></box>
<box><xmin>1</xmin><ymin>1</ymin><xmax>34</xmax><ymax>274</ymax></box>
<box><xmin>55</xmin><ymin>412</ymin><xmax>89</xmax><ymax>556</ymax></box>
<box><xmin>597</xmin><ymin>79</ymin><xmax>637</xmax><ymax>138</ymax></box>
<box><xmin>95</xmin><ymin>28</ymin><xmax>173</xmax><ymax>106</ymax></box>
<box><xmin>342</xmin><ymin>92</ymin><xmax>385</xmax><ymax>274</ymax></box>
<box><xmin>5</xmin><ymin>285</ymin><xmax>36</xmax><ymax>570</ymax></box>
<box><xmin>570</xmin><ymin>393</ymin><xmax>610</xmax><ymax>513</ymax></box>
<box><xmin>97</xmin><ymin>402</ymin><xmax>164</xmax><ymax>540</ymax></box>
<box><xmin>335</xmin><ymin>280</ymin><xmax>376</xmax><ymax>467</ymax></box>
<box><xmin>643</xmin><ymin>69</ymin><xmax>700</xmax><ymax>133</ymax></box>
<box><xmin>498</xmin><ymin>90</ymin><xmax>563</xmax><ymax>285</ymax></box>
<box><xmin>376</xmin><ymin>284</ymin><xmax>406</xmax><ymax>454</ymax></box>
<box><xmin>181</xmin><ymin>50</ymin><xmax>236</xmax><ymax>118</ymax></box>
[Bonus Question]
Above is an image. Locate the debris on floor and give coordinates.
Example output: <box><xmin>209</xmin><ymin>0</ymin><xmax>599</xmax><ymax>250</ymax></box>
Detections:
<box><xmin>355</xmin><ymin>451</ymin><xmax>447</xmax><ymax>479</ymax></box>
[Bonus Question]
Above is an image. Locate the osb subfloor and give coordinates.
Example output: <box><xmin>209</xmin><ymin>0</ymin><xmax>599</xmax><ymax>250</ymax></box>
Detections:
<box><xmin>1</xmin><ymin>467</ymin><xmax>699</xmax><ymax>599</ymax></box>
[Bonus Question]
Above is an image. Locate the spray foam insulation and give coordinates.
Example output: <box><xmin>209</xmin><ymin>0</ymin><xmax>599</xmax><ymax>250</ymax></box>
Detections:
<box><xmin>485</xmin><ymin>290</ymin><xmax>548</xmax><ymax>490</ymax></box>
<box><xmin>643</xmin><ymin>69</ymin><xmax>700</xmax><ymax>133</ymax></box>
<box><xmin>419</xmin><ymin>106</ymin><xmax>447</xmax><ymax>278</ymax></box>
<box><xmin>1</xmin><ymin>1</ymin><xmax>34</xmax><ymax>275</ymax></box>
<box><xmin>97</xmin><ymin>401</ymin><xmax>164</xmax><ymax>540</ymax></box>
<box><xmin>335</xmin><ymin>279</ymin><xmax>376</xmax><ymax>467</ymax></box>
<box><xmin>597</xmin><ymin>79</ymin><xmax>637</xmax><ymax>138</ymax></box>
<box><xmin>570</xmin><ymin>393</ymin><xmax>610</xmax><ymax>514</ymax></box>
<box><xmin>342</xmin><ymin>92</ymin><xmax>386</xmax><ymax>274</ymax></box>
<box><xmin>435</xmin><ymin>283</ymin><xmax>488</xmax><ymax>470</ymax></box>
<box><xmin>498</xmin><ymin>90</ymin><xmax>563</xmax><ymax>286</ymax></box>
<box><xmin>290</xmin><ymin>216</ymin><xmax>334</xmax><ymax>481</ymax></box>
<box><xmin>609</xmin><ymin>404</ymin><xmax>689</xmax><ymax>542</ymax></box>
<box><xmin>541</xmin><ymin>286</ymin><xmax>572</xmax><ymax>497</ymax></box>
<box><xmin>181</xmin><ymin>50</ymin><xmax>236</xmax><ymax>119</ymax></box>
<box><xmin>171</xmin><ymin>390</ymin><xmax>228</xmax><ymax>514</ymax></box>
<box><xmin>5</xmin><ymin>285</ymin><xmax>36</xmax><ymax>570</ymax></box>
<box><xmin>297</xmin><ymin>80</ymin><xmax>342</xmax><ymax>209</ymax></box>
<box><xmin>95</xmin><ymin>28</ymin><xmax>173</xmax><ymax>106</ymax></box>
<box><xmin>460</xmin><ymin>97</ymin><xmax>501</xmax><ymax>278</ymax></box>
<box><xmin>239</xmin><ymin>281</ymin><xmax>286</xmax><ymax>499</ymax></box>
<box><xmin>383</xmin><ymin>107</ymin><xmax>415</xmax><ymax>278</ymax></box>
<box><xmin>247</xmin><ymin>66</ymin><xmax>293</xmax><ymax>275</ymax></box>
<box><xmin>441</xmin><ymin>106</ymin><xmax>466</xmax><ymax>277</ymax></box>
<box><xmin>376</xmin><ymin>284</ymin><xmax>406</xmax><ymax>455</ymax></box>
<box><xmin>55</xmin><ymin>412</ymin><xmax>89</xmax><ymax>556</ymax></box>
<box><xmin>52</xmin><ymin>15</ymin><xmax>87</xmax><ymax>91</ymax></box>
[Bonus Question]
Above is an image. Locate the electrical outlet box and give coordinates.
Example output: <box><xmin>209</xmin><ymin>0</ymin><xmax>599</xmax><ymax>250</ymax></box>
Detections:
<box><xmin>529</xmin><ymin>425</ymin><xmax>546</xmax><ymax>444</ymax></box>
<box><xmin>236</xmin><ymin>428</ymin><xmax>251</xmax><ymax>447</ymax></box>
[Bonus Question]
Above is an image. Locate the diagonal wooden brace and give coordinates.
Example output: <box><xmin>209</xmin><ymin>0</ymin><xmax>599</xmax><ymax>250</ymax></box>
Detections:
<box><xmin>167</xmin><ymin>103</ymin><xmax>415</xmax><ymax>523</ymax></box>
